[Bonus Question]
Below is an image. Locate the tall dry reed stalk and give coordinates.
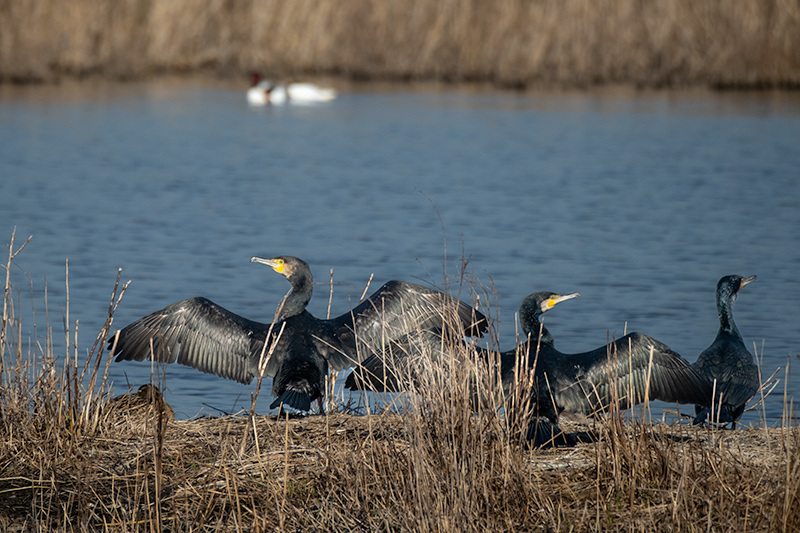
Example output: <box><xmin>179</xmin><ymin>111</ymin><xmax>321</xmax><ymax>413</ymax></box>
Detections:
<box><xmin>1</xmin><ymin>0</ymin><xmax>799</xmax><ymax>88</ymax></box>
<box><xmin>1</xmin><ymin>230</ymin><xmax>798</xmax><ymax>530</ymax></box>
<box><xmin>0</xmin><ymin>230</ymin><xmax>171</xmax><ymax>530</ymax></box>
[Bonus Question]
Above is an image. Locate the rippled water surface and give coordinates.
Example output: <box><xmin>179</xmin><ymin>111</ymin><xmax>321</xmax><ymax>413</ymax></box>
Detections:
<box><xmin>2</xmin><ymin>80</ymin><xmax>799</xmax><ymax>425</ymax></box>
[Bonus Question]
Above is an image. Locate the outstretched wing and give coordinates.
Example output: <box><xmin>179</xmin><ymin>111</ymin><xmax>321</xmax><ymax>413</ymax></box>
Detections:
<box><xmin>109</xmin><ymin>297</ymin><xmax>274</xmax><ymax>384</ymax></box>
<box><xmin>327</xmin><ymin>280</ymin><xmax>487</xmax><ymax>370</ymax></box>
<box><xmin>553</xmin><ymin>332</ymin><xmax>712</xmax><ymax>414</ymax></box>
<box><xmin>344</xmin><ymin>329</ymin><xmax>453</xmax><ymax>391</ymax></box>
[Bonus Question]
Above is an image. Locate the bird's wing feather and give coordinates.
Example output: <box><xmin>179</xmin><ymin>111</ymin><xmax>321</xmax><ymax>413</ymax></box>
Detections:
<box><xmin>344</xmin><ymin>328</ymin><xmax>452</xmax><ymax>391</ymax></box>
<box><xmin>327</xmin><ymin>281</ymin><xmax>486</xmax><ymax>370</ymax></box>
<box><xmin>693</xmin><ymin>337</ymin><xmax>759</xmax><ymax>409</ymax></box>
<box><xmin>553</xmin><ymin>332</ymin><xmax>712</xmax><ymax>414</ymax></box>
<box><xmin>345</xmin><ymin>352</ymin><xmax>398</xmax><ymax>392</ymax></box>
<box><xmin>110</xmin><ymin>297</ymin><xmax>272</xmax><ymax>384</ymax></box>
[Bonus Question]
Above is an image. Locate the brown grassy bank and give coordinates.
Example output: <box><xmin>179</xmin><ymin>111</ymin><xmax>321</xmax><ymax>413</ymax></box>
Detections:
<box><xmin>2</xmin><ymin>231</ymin><xmax>799</xmax><ymax>531</ymax></box>
<box><xmin>2</xmin><ymin>408</ymin><xmax>799</xmax><ymax>531</ymax></box>
<box><xmin>1</xmin><ymin>0</ymin><xmax>799</xmax><ymax>89</ymax></box>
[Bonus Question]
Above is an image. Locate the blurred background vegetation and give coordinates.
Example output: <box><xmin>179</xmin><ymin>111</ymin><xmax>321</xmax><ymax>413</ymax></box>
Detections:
<box><xmin>1</xmin><ymin>0</ymin><xmax>799</xmax><ymax>88</ymax></box>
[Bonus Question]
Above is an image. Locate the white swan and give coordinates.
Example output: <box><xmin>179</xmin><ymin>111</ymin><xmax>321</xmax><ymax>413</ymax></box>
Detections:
<box><xmin>247</xmin><ymin>73</ymin><xmax>337</xmax><ymax>106</ymax></box>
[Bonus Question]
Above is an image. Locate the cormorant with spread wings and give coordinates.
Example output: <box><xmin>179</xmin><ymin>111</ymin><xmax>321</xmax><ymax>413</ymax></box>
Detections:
<box><xmin>110</xmin><ymin>256</ymin><xmax>487</xmax><ymax>412</ymax></box>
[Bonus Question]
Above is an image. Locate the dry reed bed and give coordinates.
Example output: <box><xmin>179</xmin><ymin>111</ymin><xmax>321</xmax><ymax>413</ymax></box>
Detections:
<box><xmin>1</xmin><ymin>0</ymin><xmax>799</xmax><ymax>88</ymax></box>
<box><xmin>2</xmin><ymin>231</ymin><xmax>799</xmax><ymax>531</ymax></box>
<box><xmin>1</xmin><ymin>410</ymin><xmax>798</xmax><ymax>531</ymax></box>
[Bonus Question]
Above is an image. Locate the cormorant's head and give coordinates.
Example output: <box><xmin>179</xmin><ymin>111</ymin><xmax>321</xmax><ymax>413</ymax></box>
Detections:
<box><xmin>250</xmin><ymin>255</ymin><xmax>311</xmax><ymax>286</ymax></box>
<box><xmin>518</xmin><ymin>291</ymin><xmax>580</xmax><ymax>335</ymax></box>
<box><xmin>521</xmin><ymin>291</ymin><xmax>581</xmax><ymax>315</ymax></box>
<box><xmin>716</xmin><ymin>274</ymin><xmax>756</xmax><ymax>306</ymax></box>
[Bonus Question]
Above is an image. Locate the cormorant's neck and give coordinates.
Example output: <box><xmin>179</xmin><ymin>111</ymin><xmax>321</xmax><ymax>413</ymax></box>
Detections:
<box><xmin>520</xmin><ymin>305</ymin><xmax>555</xmax><ymax>348</ymax></box>
<box><xmin>526</xmin><ymin>323</ymin><xmax>554</xmax><ymax>348</ymax></box>
<box><xmin>277</xmin><ymin>272</ymin><xmax>313</xmax><ymax>321</ymax></box>
<box><xmin>717</xmin><ymin>293</ymin><xmax>741</xmax><ymax>339</ymax></box>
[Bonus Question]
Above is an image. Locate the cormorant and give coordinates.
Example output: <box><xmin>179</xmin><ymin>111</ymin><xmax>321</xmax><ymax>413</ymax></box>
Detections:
<box><xmin>692</xmin><ymin>274</ymin><xmax>759</xmax><ymax>427</ymax></box>
<box><xmin>348</xmin><ymin>291</ymin><xmax>711</xmax><ymax>446</ymax></box>
<box><xmin>110</xmin><ymin>256</ymin><xmax>487</xmax><ymax>413</ymax></box>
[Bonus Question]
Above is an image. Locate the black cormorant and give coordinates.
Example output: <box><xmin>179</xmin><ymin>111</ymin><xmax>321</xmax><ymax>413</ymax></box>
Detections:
<box><xmin>348</xmin><ymin>291</ymin><xmax>711</xmax><ymax>446</ymax></box>
<box><xmin>110</xmin><ymin>256</ymin><xmax>487</xmax><ymax>413</ymax></box>
<box><xmin>691</xmin><ymin>274</ymin><xmax>759</xmax><ymax>427</ymax></box>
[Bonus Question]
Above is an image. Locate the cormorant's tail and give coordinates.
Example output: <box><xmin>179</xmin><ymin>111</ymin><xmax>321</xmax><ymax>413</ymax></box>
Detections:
<box><xmin>270</xmin><ymin>390</ymin><xmax>312</xmax><ymax>412</ymax></box>
<box><xmin>525</xmin><ymin>417</ymin><xmax>577</xmax><ymax>448</ymax></box>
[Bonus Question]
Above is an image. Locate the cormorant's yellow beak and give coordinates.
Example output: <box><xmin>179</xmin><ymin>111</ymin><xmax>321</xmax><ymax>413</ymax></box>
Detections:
<box><xmin>548</xmin><ymin>292</ymin><xmax>580</xmax><ymax>309</ymax></box>
<box><xmin>251</xmin><ymin>256</ymin><xmax>285</xmax><ymax>273</ymax></box>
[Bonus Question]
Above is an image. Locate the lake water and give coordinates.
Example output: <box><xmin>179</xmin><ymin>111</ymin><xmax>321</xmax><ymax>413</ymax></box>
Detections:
<box><xmin>2</xmin><ymin>79</ymin><xmax>799</xmax><ymax>426</ymax></box>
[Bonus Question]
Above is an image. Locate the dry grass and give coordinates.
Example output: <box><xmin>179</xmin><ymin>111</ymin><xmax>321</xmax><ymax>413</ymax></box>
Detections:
<box><xmin>1</xmin><ymin>0</ymin><xmax>799</xmax><ymax>88</ymax></box>
<box><xmin>2</xmin><ymin>230</ymin><xmax>799</xmax><ymax>531</ymax></box>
